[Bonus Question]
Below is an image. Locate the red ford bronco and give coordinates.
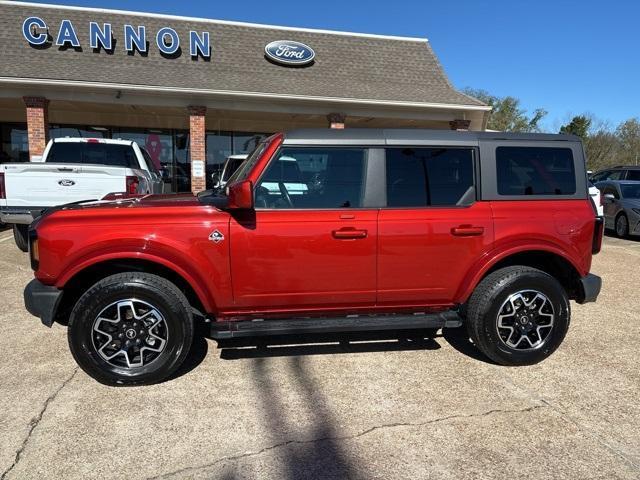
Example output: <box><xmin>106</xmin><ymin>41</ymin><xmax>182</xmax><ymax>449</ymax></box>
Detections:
<box><xmin>24</xmin><ymin>129</ymin><xmax>603</xmax><ymax>385</ymax></box>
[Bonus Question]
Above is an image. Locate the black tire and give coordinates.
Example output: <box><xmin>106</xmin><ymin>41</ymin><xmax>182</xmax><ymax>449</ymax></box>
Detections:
<box><xmin>13</xmin><ymin>224</ymin><xmax>28</xmax><ymax>252</ymax></box>
<box><xmin>466</xmin><ymin>266</ymin><xmax>570</xmax><ymax>366</ymax></box>
<box><xmin>615</xmin><ymin>213</ymin><xmax>629</xmax><ymax>238</ymax></box>
<box><xmin>68</xmin><ymin>272</ymin><xmax>194</xmax><ymax>386</ymax></box>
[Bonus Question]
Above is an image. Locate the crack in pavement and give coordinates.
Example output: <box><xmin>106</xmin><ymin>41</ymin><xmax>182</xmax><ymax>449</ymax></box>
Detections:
<box><xmin>148</xmin><ymin>404</ymin><xmax>546</xmax><ymax>479</ymax></box>
<box><xmin>502</xmin><ymin>378</ymin><xmax>640</xmax><ymax>472</ymax></box>
<box><xmin>536</xmin><ymin>398</ymin><xmax>640</xmax><ymax>471</ymax></box>
<box><xmin>0</xmin><ymin>367</ymin><xmax>79</xmax><ymax>480</ymax></box>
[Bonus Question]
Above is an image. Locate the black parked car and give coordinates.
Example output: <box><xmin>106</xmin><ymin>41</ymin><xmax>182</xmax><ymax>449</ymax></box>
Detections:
<box><xmin>590</xmin><ymin>165</ymin><xmax>640</xmax><ymax>182</ymax></box>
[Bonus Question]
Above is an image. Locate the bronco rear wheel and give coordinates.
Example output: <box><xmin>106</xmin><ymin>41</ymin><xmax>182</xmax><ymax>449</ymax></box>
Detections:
<box><xmin>68</xmin><ymin>272</ymin><xmax>194</xmax><ymax>386</ymax></box>
<box><xmin>466</xmin><ymin>266</ymin><xmax>570</xmax><ymax>366</ymax></box>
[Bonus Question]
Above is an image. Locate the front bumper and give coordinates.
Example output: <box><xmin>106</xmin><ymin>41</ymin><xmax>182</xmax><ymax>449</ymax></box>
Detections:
<box><xmin>577</xmin><ymin>273</ymin><xmax>602</xmax><ymax>304</ymax></box>
<box><xmin>24</xmin><ymin>279</ymin><xmax>63</xmax><ymax>327</ymax></box>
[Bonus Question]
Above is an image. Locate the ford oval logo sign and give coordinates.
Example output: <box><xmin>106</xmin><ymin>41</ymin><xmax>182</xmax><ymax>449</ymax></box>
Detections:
<box><xmin>265</xmin><ymin>40</ymin><xmax>315</xmax><ymax>66</ymax></box>
<box><xmin>58</xmin><ymin>179</ymin><xmax>75</xmax><ymax>186</ymax></box>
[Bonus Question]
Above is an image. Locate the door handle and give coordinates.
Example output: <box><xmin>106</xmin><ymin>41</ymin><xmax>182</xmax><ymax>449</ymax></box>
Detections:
<box><xmin>451</xmin><ymin>226</ymin><xmax>484</xmax><ymax>237</ymax></box>
<box><xmin>332</xmin><ymin>228</ymin><xmax>368</xmax><ymax>239</ymax></box>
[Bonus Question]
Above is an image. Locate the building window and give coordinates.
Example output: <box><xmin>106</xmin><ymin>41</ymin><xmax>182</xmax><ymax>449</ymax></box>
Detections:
<box><xmin>205</xmin><ymin>131</ymin><xmax>232</xmax><ymax>189</ymax></box>
<box><xmin>233</xmin><ymin>132</ymin><xmax>268</xmax><ymax>156</ymax></box>
<box><xmin>205</xmin><ymin>131</ymin><xmax>269</xmax><ymax>189</ymax></box>
<box><xmin>113</xmin><ymin>128</ymin><xmax>188</xmax><ymax>193</ymax></box>
<box><xmin>0</xmin><ymin>123</ymin><xmax>29</xmax><ymax>162</ymax></box>
<box><xmin>50</xmin><ymin>125</ymin><xmax>110</xmax><ymax>139</ymax></box>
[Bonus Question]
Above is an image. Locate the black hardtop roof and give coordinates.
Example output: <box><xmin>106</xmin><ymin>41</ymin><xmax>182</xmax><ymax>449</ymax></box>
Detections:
<box><xmin>281</xmin><ymin>128</ymin><xmax>580</xmax><ymax>146</ymax></box>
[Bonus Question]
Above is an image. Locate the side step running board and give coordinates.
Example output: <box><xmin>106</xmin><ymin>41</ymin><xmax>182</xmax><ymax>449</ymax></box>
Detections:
<box><xmin>209</xmin><ymin>311</ymin><xmax>462</xmax><ymax>339</ymax></box>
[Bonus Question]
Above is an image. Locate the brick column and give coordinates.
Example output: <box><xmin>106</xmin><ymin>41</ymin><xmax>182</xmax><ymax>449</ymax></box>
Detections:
<box><xmin>327</xmin><ymin>112</ymin><xmax>346</xmax><ymax>129</ymax></box>
<box><xmin>23</xmin><ymin>96</ymin><xmax>50</xmax><ymax>161</ymax></box>
<box><xmin>188</xmin><ymin>106</ymin><xmax>207</xmax><ymax>194</ymax></box>
<box><xmin>449</xmin><ymin>119</ymin><xmax>471</xmax><ymax>131</ymax></box>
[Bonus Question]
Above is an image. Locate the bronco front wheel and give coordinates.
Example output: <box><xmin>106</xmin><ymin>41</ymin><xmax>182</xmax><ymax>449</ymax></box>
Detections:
<box><xmin>68</xmin><ymin>272</ymin><xmax>194</xmax><ymax>386</ymax></box>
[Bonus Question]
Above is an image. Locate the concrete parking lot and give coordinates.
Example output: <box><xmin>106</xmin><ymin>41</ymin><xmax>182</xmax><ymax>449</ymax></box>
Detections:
<box><xmin>0</xmin><ymin>228</ymin><xmax>638</xmax><ymax>480</ymax></box>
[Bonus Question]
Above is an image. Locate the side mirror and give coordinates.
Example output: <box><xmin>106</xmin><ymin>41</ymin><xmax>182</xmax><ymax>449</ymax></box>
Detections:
<box><xmin>211</xmin><ymin>172</ymin><xmax>220</xmax><ymax>186</ymax></box>
<box><xmin>226</xmin><ymin>180</ymin><xmax>254</xmax><ymax>209</ymax></box>
<box><xmin>604</xmin><ymin>193</ymin><xmax>615</xmax><ymax>201</ymax></box>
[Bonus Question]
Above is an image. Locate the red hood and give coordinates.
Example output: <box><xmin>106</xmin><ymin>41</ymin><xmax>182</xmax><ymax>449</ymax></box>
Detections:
<box><xmin>69</xmin><ymin>193</ymin><xmax>201</xmax><ymax>210</ymax></box>
<box><xmin>32</xmin><ymin>195</ymin><xmax>207</xmax><ymax>226</ymax></box>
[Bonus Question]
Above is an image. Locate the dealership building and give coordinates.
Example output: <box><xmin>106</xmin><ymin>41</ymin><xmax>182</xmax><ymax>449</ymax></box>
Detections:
<box><xmin>0</xmin><ymin>1</ymin><xmax>490</xmax><ymax>193</ymax></box>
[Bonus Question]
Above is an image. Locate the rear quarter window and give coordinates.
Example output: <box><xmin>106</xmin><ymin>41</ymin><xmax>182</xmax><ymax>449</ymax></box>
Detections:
<box><xmin>496</xmin><ymin>147</ymin><xmax>576</xmax><ymax>196</ymax></box>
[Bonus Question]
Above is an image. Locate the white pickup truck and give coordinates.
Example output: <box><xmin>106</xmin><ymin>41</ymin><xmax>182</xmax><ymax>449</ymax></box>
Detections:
<box><xmin>0</xmin><ymin>137</ymin><xmax>164</xmax><ymax>251</ymax></box>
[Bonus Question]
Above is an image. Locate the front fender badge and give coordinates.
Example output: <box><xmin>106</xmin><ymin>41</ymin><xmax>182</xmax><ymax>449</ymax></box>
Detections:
<box><xmin>209</xmin><ymin>230</ymin><xmax>225</xmax><ymax>243</ymax></box>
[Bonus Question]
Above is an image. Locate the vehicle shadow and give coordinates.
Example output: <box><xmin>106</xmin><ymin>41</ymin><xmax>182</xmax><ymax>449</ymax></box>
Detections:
<box><xmin>215</xmin><ymin>328</ymin><xmax>441</xmax><ymax>360</ymax></box>
<box><xmin>604</xmin><ymin>230</ymin><xmax>640</xmax><ymax>242</ymax></box>
<box><xmin>441</xmin><ymin>327</ymin><xmax>497</xmax><ymax>365</ymax></box>
<box><xmin>214</xmin><ymin>327</ymin><xmax>495</xmax><ymax>365</ymax></box>
<box><xmin>165</xmin><ymin>319</ymin><xmax>210</xmax><ymax>381</ymax></box>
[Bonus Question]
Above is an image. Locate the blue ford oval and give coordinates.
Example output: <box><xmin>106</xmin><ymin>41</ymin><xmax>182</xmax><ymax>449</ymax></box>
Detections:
<box><xmin>264</xmin><ymin>40</ymin><xmax>315</xmax><ymax>66</ymax></box>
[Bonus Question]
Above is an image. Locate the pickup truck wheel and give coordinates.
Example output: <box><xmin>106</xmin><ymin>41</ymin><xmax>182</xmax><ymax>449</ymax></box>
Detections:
<box><xmin>68</xmin><ymin>272</ymin><xmax>194</xmax><ymax>386</ymax></box>
<box><xmin>13</xmin><ymin>225</ymin><xmax>28</xmax><ymax>252</ymax></box>
<box><xmin>466</xmin><ymin>266</ymin><xmax>570</xmax><ymax>366</ymax></box>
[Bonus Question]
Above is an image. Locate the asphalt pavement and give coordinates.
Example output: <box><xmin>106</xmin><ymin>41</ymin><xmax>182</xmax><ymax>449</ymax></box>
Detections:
<box><xmin>0</xmin><ymin>228</ymin><xmax>638</xmax><ymax>479</ymax></box>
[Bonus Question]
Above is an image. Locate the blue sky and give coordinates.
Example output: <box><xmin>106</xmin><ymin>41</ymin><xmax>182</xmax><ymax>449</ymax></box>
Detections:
<box><xmin>29</xmin><ymin>0</ymin><xmax>639</xmax><ymax>131</ymax></box>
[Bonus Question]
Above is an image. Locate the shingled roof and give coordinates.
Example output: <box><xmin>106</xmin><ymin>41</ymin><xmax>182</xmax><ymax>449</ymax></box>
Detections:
<box><xmin>0</xmin><ymin>1</ymin><xmax>485</xmax><ymax>108</ymax></box>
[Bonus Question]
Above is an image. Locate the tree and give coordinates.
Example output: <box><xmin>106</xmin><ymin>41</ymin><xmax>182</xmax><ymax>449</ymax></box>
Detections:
<box><xmin>582</xmin><ymin>118</ymin><xmax>620</xmax><ymax>171</ymax></box>
<box><xmin>584</xmin><ymin>131</ymin><xmax>619</xmax><ymax>171</ymax></box>
<box><xmin>616</xmin><ymin>118</ymin><xmax>640</xmax><ymax>166</ymax></box>
<box><xmin>462</xmin><ymin>88</ymin><xmax>547</xmax><ymax>132</ymax></box>
<box><xmin>559</xmin><ymin>115</ymin><xmax>591</xmax><ymax>138</ymax></box>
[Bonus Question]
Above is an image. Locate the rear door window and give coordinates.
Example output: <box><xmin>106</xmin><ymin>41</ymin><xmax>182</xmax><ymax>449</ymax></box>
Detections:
<box><xmin>385</xmin><ymin>147</ymin><xmax>475</xmax><ymax>207</ymax></box>
<box><xmin>496</xmin><ymin>147</ymin><xmax>576</xmax><ymax>195</ymax></box>
<box><xmin>47</xmin><ymin>142</ymin><xmax>138</xmax><ymax>168</ymax></box>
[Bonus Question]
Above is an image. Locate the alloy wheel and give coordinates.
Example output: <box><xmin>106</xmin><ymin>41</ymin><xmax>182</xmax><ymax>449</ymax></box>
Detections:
<box><xmin>496</xmin><ymin>290</ymin><xmax>555</xmax><ymax>350</ymax></box>
<box><xmin>616</xmin><ymin>215</ymin><xmax>628</xmax><ymax>237</ymax></box>
<box><xmin>91</xmin><ymin>299</ymin><xmax>168</xmax><ymax>368</ymax></box>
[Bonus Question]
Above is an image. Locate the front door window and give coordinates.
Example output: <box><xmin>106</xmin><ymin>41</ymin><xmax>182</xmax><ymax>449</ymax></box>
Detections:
<box><xmin>255</xmin><ymin>148</ymin><xmax>367</xmax><ymax>209</ymax></box>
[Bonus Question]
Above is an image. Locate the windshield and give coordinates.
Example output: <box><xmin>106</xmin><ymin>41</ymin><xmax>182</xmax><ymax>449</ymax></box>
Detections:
<box><xmin>621</xmin><ymin>184</ymin><xmax>640</xmax><ymax>199</ymax></box>
<box><xmin>224</xmin><ymin>141</ymin><xmax>268</xmax><ymax>185</ymax></box>
<box><xmin>222</xmin><ymin>158</ymin><xmax>246</xmax><ymax>182</ymax></box>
